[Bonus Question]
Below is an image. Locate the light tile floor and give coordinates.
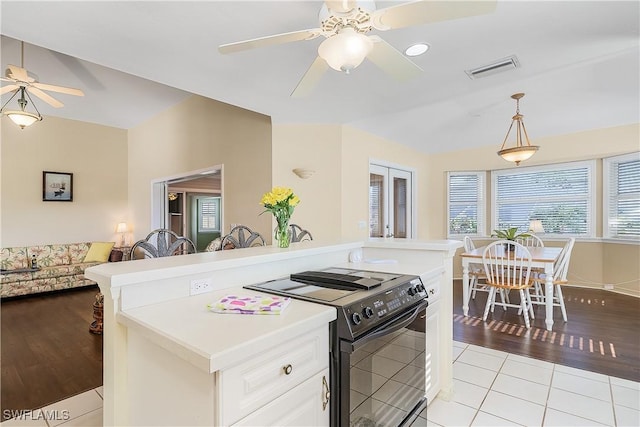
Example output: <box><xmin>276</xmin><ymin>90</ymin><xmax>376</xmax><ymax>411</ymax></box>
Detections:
<box><xmin>2</xmin><ymin>342</ymin><xmax>639</xmax><ymax>427</ymax></box>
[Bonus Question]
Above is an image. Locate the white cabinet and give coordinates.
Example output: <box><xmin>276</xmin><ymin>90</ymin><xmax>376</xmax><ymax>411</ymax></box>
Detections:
<box><xmin>425</xmin><ymin>298</ymin><xmax>441</xmax><ymax>404</ymax></box>
<box><xmin>126</xmin><ymin>324</ymin><xmax>330</xmax><ymax>427</ymax></box>
<box><xmin>232</xmin><ymin>369</ymin><xmax>330</xmax><ymax>427</ymax></box>
<box><xmin>220</xmin><ymin>326</ymin><xmax>329</xmax><ymax>425</ymax></box>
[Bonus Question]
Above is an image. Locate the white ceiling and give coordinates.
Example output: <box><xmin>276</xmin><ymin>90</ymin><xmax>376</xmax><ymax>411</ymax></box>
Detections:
<box><xmin>1</xmin><ymin>1</ymin><xmax>638</xmax><ymax>154</ymax></box>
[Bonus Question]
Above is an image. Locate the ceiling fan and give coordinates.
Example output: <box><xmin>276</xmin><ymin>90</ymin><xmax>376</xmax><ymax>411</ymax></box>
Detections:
<box><xmin>1</xmin><ymin>41</ymin><xmax>84</xmax><ymax>127</ymax></box>
<box><xmin>219</xmin><ymin>0</ymin><xmax>497</xmax><ymax>97</ymax></box>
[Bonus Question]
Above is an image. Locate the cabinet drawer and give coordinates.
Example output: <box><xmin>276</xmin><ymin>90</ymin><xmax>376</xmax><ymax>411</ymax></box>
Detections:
<box><xmin>220</xmin><ymin>325</ymin><xmax>328</xmax><ymax>425</ymax></box>
<box><xmin>232</xmin><ymin>368</ymin><xmax>330</xmax><ymax>427</ymax></box>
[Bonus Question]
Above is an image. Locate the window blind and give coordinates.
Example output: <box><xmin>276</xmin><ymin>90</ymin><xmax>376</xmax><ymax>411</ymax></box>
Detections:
<box><xmin>198</xmin><ymin>197</ymin><xmax>221</xmax><ymax>232</ymax></box>
<box><xmin>447</xmin><ymin>172</ymin><xmax>484</xmax><ymax>236</ymax></box>
<box><xmin>604</xmin><ymin>153</ymin><xmax>640</xmax><ymax>239</ymax></box>
<box><xmin>369</xmin><ymin>174</ymin><xmax>384</xmax><ymax>237</ymax></box>
<box><xmin>492</xmin><ymin>162</ymin><xmax>594</xmax><ymax>236</ymax></box>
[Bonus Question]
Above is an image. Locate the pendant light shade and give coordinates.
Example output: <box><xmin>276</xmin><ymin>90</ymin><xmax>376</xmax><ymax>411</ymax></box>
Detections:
<box><xmin>1</xmin><ymin>88</ymin><xmax>43</xmax><ymax>129</ymax></box>
<box><xmin>318</xmin><ymin>27</ymin><xmax>373</xmax><ymax>73</ymax></box>
<box><xmin>498</xmin><ymin>93</ymin><xmax>539</xmax><ymax>166</ymax></box>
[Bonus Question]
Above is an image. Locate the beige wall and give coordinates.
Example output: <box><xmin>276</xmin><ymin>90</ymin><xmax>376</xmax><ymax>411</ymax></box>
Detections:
<box><xmin>271</xmin><ymin>124</ymin><xmax>343</xmax><ymax>242</ymax></box>
<box><xmin>271</xmin><ymin>124</ymin><xmax>432</xmax><ymax>243</ymax></box>
<box><xmin>340</xmin><ymin>126</ymin><xmax>431</xmax><ymax>241</ymax></box>
<box><xmin>434</xmin><ymin>123</ymin><xmax>640</xmax><ymax>296</ymax></box>
<box><xmin>128</xmin><ymin>95</ymin><xmax>272</xmax><ymax>242</ymax></box>
<box><xmin>0</xmin><ymin>116</ymin><xmax>128</xmax><ymax>247</ymax></box>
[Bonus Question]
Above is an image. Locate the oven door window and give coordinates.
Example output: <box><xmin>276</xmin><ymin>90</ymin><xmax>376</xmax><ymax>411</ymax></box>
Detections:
<box><xmin>349</xmin><ymin>318</ymin><xmax>426</xmax><ymax>426</ymax></box>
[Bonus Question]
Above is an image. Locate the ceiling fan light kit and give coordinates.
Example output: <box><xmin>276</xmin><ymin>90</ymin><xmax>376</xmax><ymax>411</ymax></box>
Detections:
<box><xmin>218</xmin><ymin>0</ymin><xmax>497</xmax><ymax>96</ymax></box>
<box><xmin>1</xmin><ymin>41</ymin><xmax>84</xmax><ymax>128</ymax></box>
<box><xmin>1</xmin><ymin>87</ymin><xmax>43</xmax><ymax>129</ymax></box>
<box><xmin>318</xmin><ymin>27</ymin><xmax>373</xmax><ymax>73</ymax></box>
<box><xmin>498</xmin><ymin>93</ymin><xmax>539</xmax><ymax>166</ymax></box>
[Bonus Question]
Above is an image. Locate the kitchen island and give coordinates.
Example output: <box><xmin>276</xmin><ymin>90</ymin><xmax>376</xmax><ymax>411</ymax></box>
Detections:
<box><xmin>86</xmin><ymin>239</ymin><xmax>461</xmax><ymax>426</ymax></box>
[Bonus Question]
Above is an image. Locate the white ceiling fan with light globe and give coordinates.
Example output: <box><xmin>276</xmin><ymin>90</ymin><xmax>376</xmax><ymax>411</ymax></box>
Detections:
<box><xmin>0</xmin><ymin>41</ymin><xmax>85</xmax><ymax>129</ymax></box>
<box><xmin>219</xmin><ymin>0</ymin><xmax>497</xmax><ymax>97</ymax></box>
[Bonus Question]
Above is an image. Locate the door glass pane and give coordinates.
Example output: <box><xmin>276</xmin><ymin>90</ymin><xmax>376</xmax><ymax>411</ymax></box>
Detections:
<box><xmin>393</xmin><ymin>177</ymin><xmax>407</xmax><ymax>238</ymax></box>
<box><xmin>369</xmin><ymin>173</ymin><xmax>385</xmax><ymax>237</ymax></box>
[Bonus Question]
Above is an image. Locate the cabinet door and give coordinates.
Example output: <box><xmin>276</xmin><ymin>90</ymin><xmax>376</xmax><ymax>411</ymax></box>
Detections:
<box><xmin>232</xmin><ymin>369</ymin><xmax>330</xmax><ymax>427</ymax></box>
<box><xmin>425</xmin><ymin>299</ymin><xmax>441</xmax><ymax>404</ymax></box>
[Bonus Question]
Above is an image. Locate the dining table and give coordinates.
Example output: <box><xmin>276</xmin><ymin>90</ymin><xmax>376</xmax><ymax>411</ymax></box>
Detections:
<box><xmin>461</xmin><ymin>244</ymin><xmax>563</xmax><ymax>331</ymax></box>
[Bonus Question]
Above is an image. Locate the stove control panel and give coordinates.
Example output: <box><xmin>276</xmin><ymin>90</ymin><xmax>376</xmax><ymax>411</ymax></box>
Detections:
<box><xmin>343</xmin><ymin>276</ymin><xmax>427</xmax><ymax>337</ymax></box>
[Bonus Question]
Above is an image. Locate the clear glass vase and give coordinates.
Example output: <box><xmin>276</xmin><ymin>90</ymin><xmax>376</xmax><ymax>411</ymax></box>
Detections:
<box><xmin>276</xmin><ymin>221</ymin><xmax>290</xmax><ymax>248</ymax></box>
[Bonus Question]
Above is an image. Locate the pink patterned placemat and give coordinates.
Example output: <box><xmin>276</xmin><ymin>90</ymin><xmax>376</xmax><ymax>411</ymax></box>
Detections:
<box><xmin>207</xmin><ymin>294</ymin><xmax>291</xmax><ymax>315</ymax></box>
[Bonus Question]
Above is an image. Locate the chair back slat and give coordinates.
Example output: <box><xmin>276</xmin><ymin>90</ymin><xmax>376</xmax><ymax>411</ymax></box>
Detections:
<box><xmin>555</xmin><ymin>238</ymin><xmax>575</xmax><ymax>281</ymax></box>
<box><xmin>221</xmin><ymin>225</ymin><xmax>266</xmax><ymax>250</ymax></box>
<box><xmin>483</xmin><ymin>240</ymin><xmax>532</xmax><ymax>289</ymax></box>
<box><xmin>516</xmin><ymin>234</ymin><xmax>544</xmax><ymax>247</ymax></box>
<box><xmin>131</xmin><ymin>229</ymin><xmax>196</xmax><ymax>259</ymax></box>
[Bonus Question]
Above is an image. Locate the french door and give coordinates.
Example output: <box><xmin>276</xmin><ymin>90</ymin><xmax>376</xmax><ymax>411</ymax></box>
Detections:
<box><xmin>369</xmin><ymin>164</ymin><xmax>413</xmax><ymax>238</ymax></box>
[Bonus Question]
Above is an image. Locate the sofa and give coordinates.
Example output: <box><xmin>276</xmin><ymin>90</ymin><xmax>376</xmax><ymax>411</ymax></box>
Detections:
<box><xmin>0</xmin><ymin>242</ymin><xmax>114</xmax><ymax>298</ymax></box>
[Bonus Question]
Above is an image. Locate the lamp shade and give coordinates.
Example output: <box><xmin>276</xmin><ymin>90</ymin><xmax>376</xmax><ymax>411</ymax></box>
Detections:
<box><xmin>116</xmin><ymin>222</ymin><xmax>128</xmax><ymax>233</ymax></box>
<box><xmin>529</xmin><ymin>220</ymin><xmax>544</xmax><ymax>234</ymax></box>
<box><xmin>498</xmin><ymin>145</ymin><xmax>538</xmax><ymax>164</ymax></box>
<box><xmin>318</xmin><ymin>27</ymin><xmax>373</xmax><ymax>73</ymax></box>
<box><xmin>5</xmin><ymin>110</ymin><xmax>42</xmax><ymax>129</ymax></box>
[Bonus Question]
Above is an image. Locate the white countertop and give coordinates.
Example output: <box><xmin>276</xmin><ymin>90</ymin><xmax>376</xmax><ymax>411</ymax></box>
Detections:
<box><xmin>117</xmin><ymin>286</ymin><xmax>336</xmax><ymax>374</ymax></box>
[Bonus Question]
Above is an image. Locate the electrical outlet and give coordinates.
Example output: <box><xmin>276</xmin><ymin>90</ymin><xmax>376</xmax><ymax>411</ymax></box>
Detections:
<box><xmin>603</xmin><ymin>284</ymin><xmax>614</xmax><ymax>290</ymax></box>
<box><xmin>190</xmin><ymin>278</ymin><xmax>213</xmax><ymax>295</ymax></box>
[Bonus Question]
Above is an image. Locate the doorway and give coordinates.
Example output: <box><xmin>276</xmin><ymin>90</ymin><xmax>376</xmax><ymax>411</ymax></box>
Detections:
<box><xmin>369</xmin><ymin>163</ymin><xmax>414</xmax><ymax>238</ymax></box>
<box><xmin>151</xmin><ymin>166</ymin><xmax>223</xmax><ymax>251</ymax></box>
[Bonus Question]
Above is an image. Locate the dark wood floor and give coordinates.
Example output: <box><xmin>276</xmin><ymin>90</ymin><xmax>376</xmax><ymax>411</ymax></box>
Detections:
<box><xmin>453</xmin><ymin>279</ymin><xmax>640</xmax><ymax>382</ymax></box>
<box><xmin>1</xmin><ymin>286</ymin><xmax>103</xmax><ymax>420</ymax></box>
<box><xmin>1</xmin><ymin>282</ymin><xmax>638</xmax><ymax>421</ymax></box>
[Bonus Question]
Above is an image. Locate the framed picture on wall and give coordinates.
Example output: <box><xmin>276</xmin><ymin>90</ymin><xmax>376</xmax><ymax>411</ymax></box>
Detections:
<box><xmin>43</xmin><ymin>171</ymin><xmax>73</xmax><ymax>202</ymax></box>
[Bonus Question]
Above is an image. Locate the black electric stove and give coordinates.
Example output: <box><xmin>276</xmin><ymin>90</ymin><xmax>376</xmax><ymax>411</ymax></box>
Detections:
<box><xmin>245</xmin><ymin>268</ymin><xmax>429</xmax><ymax>426</ymax></box>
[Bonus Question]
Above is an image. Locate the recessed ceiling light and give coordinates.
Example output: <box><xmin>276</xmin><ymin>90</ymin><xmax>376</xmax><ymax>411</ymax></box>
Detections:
<box><xmin>404</xmin><ymin>43</ymin><xmax>429</xmax><ymax>57</ymax></box>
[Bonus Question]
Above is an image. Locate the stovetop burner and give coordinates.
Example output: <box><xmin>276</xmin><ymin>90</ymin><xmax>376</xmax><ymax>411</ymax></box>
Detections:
<box><xmin>244</xmin><ymin>267</ymin><xmax>427</xmax><ymax>340</ymax></box>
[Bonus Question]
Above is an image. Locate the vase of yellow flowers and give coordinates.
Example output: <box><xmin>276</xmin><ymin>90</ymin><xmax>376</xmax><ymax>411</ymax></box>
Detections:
<box><xmin>260</xmin><ymin>187</ymin><xmax>300</xmax><ymax>248</ymax></box>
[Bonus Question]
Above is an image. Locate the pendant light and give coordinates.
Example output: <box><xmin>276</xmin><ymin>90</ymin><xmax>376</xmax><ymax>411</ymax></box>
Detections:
<box><xmin>497</xmin><ymin>93</ymin><xmax>539</xmax><ymax>166</ymax></box>
<box><xmin>1</xmin><ymin>87</ymin><xmax>43</xmax><ymax>129</ymax></box>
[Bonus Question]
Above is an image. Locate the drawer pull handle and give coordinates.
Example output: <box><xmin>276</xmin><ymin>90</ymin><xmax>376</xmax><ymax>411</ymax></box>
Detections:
<box><xmin>322</xmin><ymin>375</ymin><xmax>330</xmax><ymax>411</ymax></box>
<box><xmin>283</xmin><ymin>364</ymin><xmax>293</xmax><ymax>375</ymax></box>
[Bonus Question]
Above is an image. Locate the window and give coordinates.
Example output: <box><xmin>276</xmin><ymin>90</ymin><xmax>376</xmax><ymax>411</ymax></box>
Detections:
<box><xmin>197</xmin><ymin>197</ymin><xmax>221</xmax><ymax>233</ymax></box>
<box><xmin>604</xmin><ymin>152</ymin><xmax>640</xmax><ymax>240</ymax></box>
<box><xmin>447</xmin><ymin>172</ymin><xmax>485</xmax><ymax>237</ymax></box>
<box><xmin>492</xmin><ymin>161</ymin><xmax>595</xmax><ymax>237</ymax></box>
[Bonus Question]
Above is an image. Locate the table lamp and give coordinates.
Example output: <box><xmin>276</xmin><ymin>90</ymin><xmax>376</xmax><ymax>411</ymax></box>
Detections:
<box><xmin>529</xmin><ymin>220</ymin><xmax>544</xmax><ymax>234</ymax></box>
<box><xmin>116</xmin><ymin>222</ymin><xmax>128</xmax><ymax>246</ymax></box>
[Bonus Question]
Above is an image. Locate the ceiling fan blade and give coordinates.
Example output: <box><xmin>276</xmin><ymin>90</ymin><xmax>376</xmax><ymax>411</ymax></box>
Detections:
<box><xmin>219</xmin><ymin>29</ymin><xmax>322</xmax><ymax>54</ymax></box>
<box><xmin>32</xmin><ymin>82</ymin><xmax>85</xmax><ymax>97</ymax></box>
<box><xmin>6</xmin><ymin>65</ymin><xmax>30</xmax><ymax>82</ymax></box>
<box><xmin>27</xmin><ymin>87</ymin><xmax>64</xmax><ymax>108</ymax></box>
<box><xmin>291</xmin><ymin>57</ymin><xmax>329</xmax><ymax>98</ymax></box>
<box><xmin>1</xmin><ymin>84</ymin><xmax>19</xmax><ymax>95</ymax></box>
<box><xmin>372</xmin><ymin>0</ymin><xmax>497</xmax><ymax>30</ymax></box>
<box><xmin>324</xmin><ymin>0</ymin><xmax>358</xmax><ymax>13</ymax></box>
<box><xmin>367</xmin><ymin>36</ymin><xmax>422</xmax><ymax>81</ymax></box>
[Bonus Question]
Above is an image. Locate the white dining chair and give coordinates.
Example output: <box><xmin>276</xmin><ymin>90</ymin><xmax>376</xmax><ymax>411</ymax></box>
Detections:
<box><xmin>516</xmin><ymin>234</ymin><xmax>545</xmax><ymax>301</ymax></box>
<box><xmin>463</xmin><ymin>236</ymin><xmax>488</xmax><ymax>299</ymax></box>
<box><xmin>530</xmin><ymin>238</ymin><xmax>575</xmax><ymax>322</ymax></box>
<box><xmin>482</xmin><ymin>240</ymin><xmax>535</xmax><ymax>328</ymax></box>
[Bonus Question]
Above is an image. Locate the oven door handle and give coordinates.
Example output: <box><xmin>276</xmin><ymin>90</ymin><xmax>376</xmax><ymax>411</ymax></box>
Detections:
<box><xmin>342</xmin><ymin>299</ymin><xmax>428</xmax><ymax>353</ymax></box>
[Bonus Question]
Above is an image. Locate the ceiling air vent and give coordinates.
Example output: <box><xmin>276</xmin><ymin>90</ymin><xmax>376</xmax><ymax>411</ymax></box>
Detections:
<box><xmin>465</xmin><ymin>55</ymin><xmax>520</xmax><ymax>80</ymax></box>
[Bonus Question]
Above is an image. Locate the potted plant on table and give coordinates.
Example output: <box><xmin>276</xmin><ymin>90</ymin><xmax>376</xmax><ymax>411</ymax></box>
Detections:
<box><xmin>491</xmin><ymin>227</ymin><xmax>531</xmax><ymax>251</ymax></box>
